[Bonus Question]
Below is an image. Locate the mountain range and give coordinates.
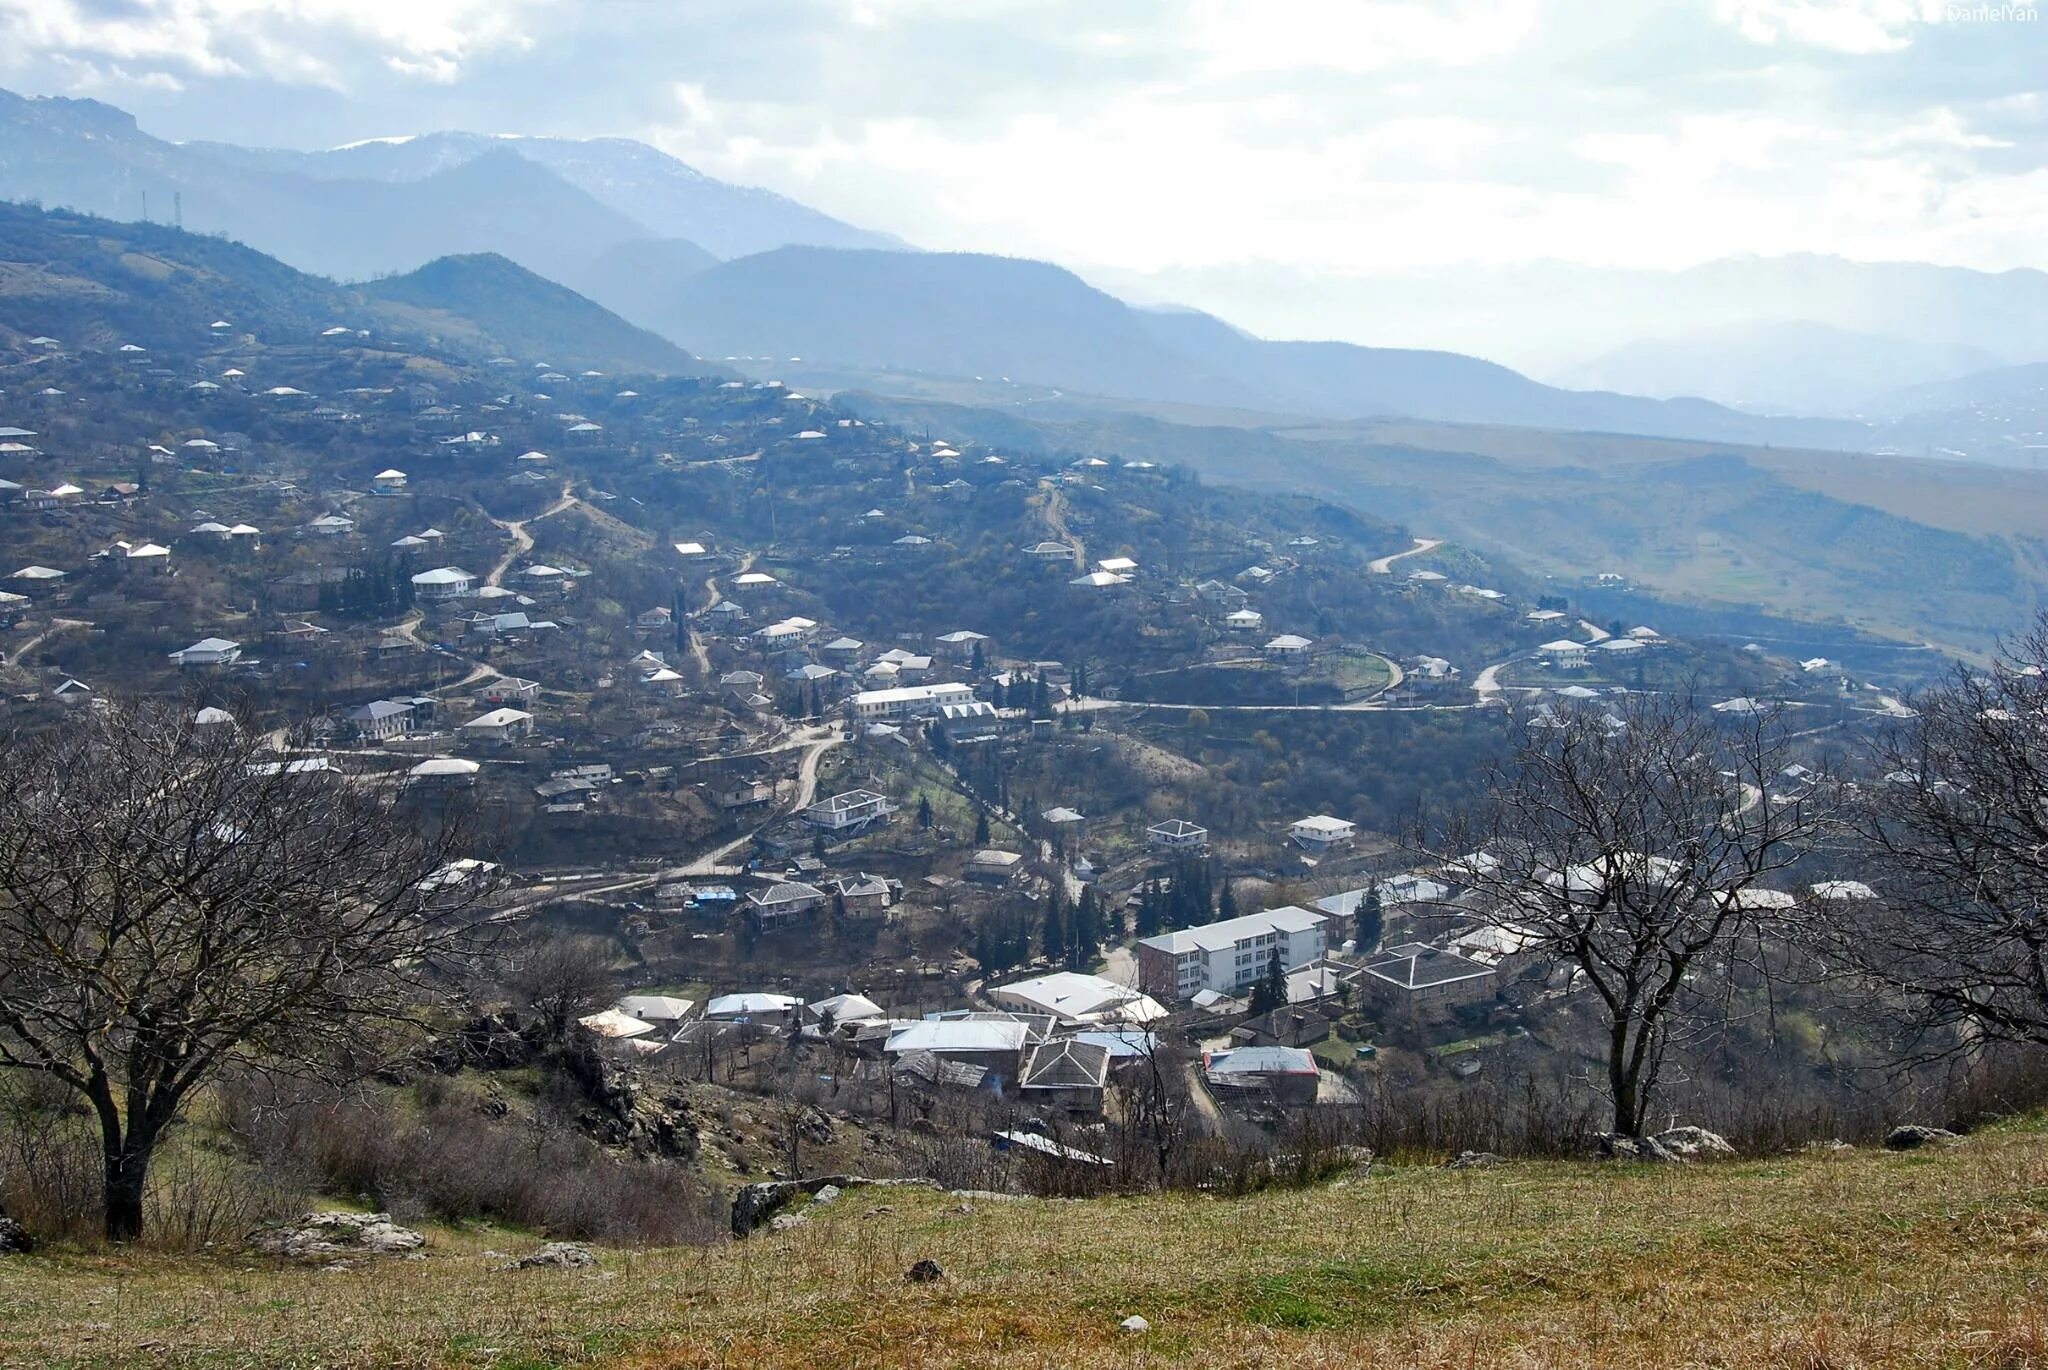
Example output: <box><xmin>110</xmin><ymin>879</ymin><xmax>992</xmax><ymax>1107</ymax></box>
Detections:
<box><xmin>6</xmin><ymin>85</ymin><xmax>2048</xmax><ymax>458</ymax></box>
<box><xmin>0</xmin><ymin>89</ymin><xmax>892</xmax><ymax>285</ymax></box>
<box><xmin>1097</xmin><ymin>256</ymin><xmax>2048</xmax><ymax>415</ymax></box>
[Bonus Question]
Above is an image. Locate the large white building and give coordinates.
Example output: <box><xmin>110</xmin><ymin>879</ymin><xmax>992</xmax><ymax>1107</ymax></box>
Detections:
<box><xmin>850</xmin><ymin>682</ymin><xmax>976</xmax><ymax>722</ymax></box>
<box><xmin>1136</xmin><ymin>906</ymin><xmax>1329</xmax><ymax>1002</ymax></box>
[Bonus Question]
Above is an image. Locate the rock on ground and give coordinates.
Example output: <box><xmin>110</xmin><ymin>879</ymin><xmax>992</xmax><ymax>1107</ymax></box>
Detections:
<box><xmin>1445</xmin><ymin>1151</ymin><xmax>1502</xmax><ymax>1171</ymax></box>
<box><xmin>1588</xmin><ymin>1133</ymin><xmax>1680</xmax><ymax>1163</ymax></box>
<box><xmin>502</xmin><ymin>1242</ymin><xmax>598</xmax><ymax>1270</ymax></box>
<box><xmin>1121</xmin><ymin>1315</ymin><xmax>1151</xmax><ymax>1334</ymax></box>
<box><xmin>1885</xmin><ymin>1124</ymin><xmax>1961</xmax><ymax>1151</ymax></box>
<box><xmin>0</xmin><ymin>1212</ymin><xmax>35</xmax><ymax>1256</ymax></box>
<box><xmin>905</xmin><ymin>1258</ymin><xmax>945</xmax><ymax>1283</ymax></box>
<box><xmin>1654</xmin><ymin>1126</ymin><xmax>1737</xmax><ymax>1159</ymax></box>
<box><xmin>249</xmin><ymin>1212</ymin><xmax>426</xmax><ymax>1261</ymax></box>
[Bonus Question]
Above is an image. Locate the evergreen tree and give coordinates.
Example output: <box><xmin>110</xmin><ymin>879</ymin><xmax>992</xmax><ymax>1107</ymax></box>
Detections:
<box><xmin>1033</xmin><ymin>675</ymin><xmax>1052</xmax><ymax>718</ymax></box>
<box><xmin>825</xmin><ymin>892</ymin><xmax>846</xmax><ymax>947</ymax></box>
<box><xmin>917</xmin><ymin>793</ymin><xmax>933</xmax><ymax>828</ymax></box>
<box><xmin>970</xmin><ymin>641</ymin><xmax>985</xmax><ymax>672</ymax></box>
<box><xmin>1135</xmin><ymin>878</ymin><xmax>1163</xmax><ymax>938</ymax></box>
<box><xmin>1073</xmin><ymin>661</ymin><xmax>1089</xmax><ymax>697</ymax></box>
<box><xmin>1041</xmin><ymin>893</ymin><xmax>1066</xmax><ymax>963</ymax></box>
<box><xmin>1218</xmin><ymin>876</ymin><xmax>1240</xmax><ymax>920</ymax></box>
<box><xmin>1070</xmin><ymin>887</ymin><xmax>1103</xmax><ymax>968</ymax></box>
<box><xmin>1358</xmin><ymin>883</ymin><xmax>1385</xmax><ymax>953</ymax></box>
<box><xmin>990</xmin><ymin>679</ymin><xmax>1005</xmax><ymax>710</ymax></box>
<box><xmin>1249</xmin><ymin>946</ymin><xmax>1287</xmax><ymax>1015</ymax></box>
<box><xmin>974</xmin><ymin>808</ymin><xmax>991</xmax><ymax>845</ymax></box>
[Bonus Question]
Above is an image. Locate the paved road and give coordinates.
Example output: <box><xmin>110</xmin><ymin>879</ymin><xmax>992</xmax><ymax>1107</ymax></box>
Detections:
<box><xmin>1368</xmin><ymin>537</ymin><xmax>1444</xmax><ymax>574</ymax></box>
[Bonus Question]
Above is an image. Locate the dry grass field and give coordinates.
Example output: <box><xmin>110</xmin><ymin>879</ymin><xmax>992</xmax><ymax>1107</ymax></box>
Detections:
<box><xmin>3</xmin><ymin>1116</ymin><xmax>2045</xmax><ymax>1368</ymax></box>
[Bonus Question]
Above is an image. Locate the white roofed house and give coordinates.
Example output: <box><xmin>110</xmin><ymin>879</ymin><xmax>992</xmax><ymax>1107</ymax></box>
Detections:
<box><xmin>307</xmin><ymin>514</ymin><xmax>356</xmax><ymax>538</ymax></box>
<box><xmin>1540</xmin><ymin>639</ymin><xmax>1589</xmax><ymax>669</ymax></box>
<box><xmin>805</xmin><ymin>788</ymin><xmax>899</xmax><ymax>833</ymax></box>
<box><xmin>123</xmin><ymin>542</ymin><xmax>171</xmax><ymax>574</ymax></box>
<box><xmin>748</xmin><ymin>880</ymin><xmax>829</xmax><ymax>921</ymax></box>
<box><xmin>170</xmin><ymin>637</ymin><xmax>242</xmax><ymax>669</ymax></box>
<box><xmin>1147</xmin><ymin>818</ymin><xmax>1209</xmax><ymax>852</ymax></box>
<box><xmin>1225</xmin><ymin>608</ymin><xmax>1265</xmax><ymax>632</ymax></box>
<box><xmin>345</xmin><ymin>699</ymin><xmax>415</xmax><ymax>742</ymax></box>
<box><xmin>990</xmin><ymin>971</ymin><xmax>1168</xmax><ymax>1026</ymax></box>
<box><xmin>371</xmin><ymin>468</ymin><xmax>408</xmax><ymax>494</ymax></box>
<box><xmin>1018</xmin><ymin>1038</ymin><xmax>1114</xmax><ymax>1116</ymax></box>
<box><xmin>410</xmin><ymin>566</ymin><xmax>475</xmax><ymax>601</ymax></box>
<box><xmin>459</xmin><ymin>707</ymin><xmax>535</xmax><ymax>742</ymax></box>
<box><xmin>1264</xmin><ymin>633</ymin><xmax>1314</xmax><ymax>660</ymax></box>
<box><xmin>407</xmin><ymin>756</ymin><xmax>481</xmax><ymax>789</ymax></box>
<box><xmin>615</xmin><ymin>995</ymin><xmax>697</xmax><ymax>1029</ymax></box>
<box><xmin>934</xmin><ymin>629</ymin><xmax>988</xmax><ymax>661</ymax></box>
<box><xmin>1288</xmin><ymin>814</ymin><xmax>1356</xmax><ymax>852</ymax></box>
<box><xmin>704</xmin><ymin>992</ymin><xmax>801</xmax><ymax>1027</ymax></box>
<box><xmin>851</xmin><ymin>682</ymin><xmax>975</xmax><ymax>723</ymax></box>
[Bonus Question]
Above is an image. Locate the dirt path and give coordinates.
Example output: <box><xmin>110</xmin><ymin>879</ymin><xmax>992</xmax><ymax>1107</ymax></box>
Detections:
<box><xmin>1039</xmin><ymin>482</ymin><xmax>1085</xmax><ymax>571</ymax></box>
<box><xmin>484</xmin><ymin>486</ymin><xmax>575</xmax><ymax>587</ymax></box>
<box><xmin>1368</xmin><ymin>536</ymin><xmax>1444</xmax><ymax>574</ymax></box>
<box><xmin>5</xmin><ymin>616</ymin><xmax>89</xmax><ymax>669</ymax></box>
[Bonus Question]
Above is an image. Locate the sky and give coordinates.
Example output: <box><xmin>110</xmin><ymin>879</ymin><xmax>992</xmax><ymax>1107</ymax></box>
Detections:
<box><xmin>2</xmin><ymin>0</ymin><xmax>2047</xmax><ymax>283</ymax></box>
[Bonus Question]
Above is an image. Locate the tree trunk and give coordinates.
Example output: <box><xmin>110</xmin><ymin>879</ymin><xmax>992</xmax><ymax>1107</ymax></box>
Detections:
<box><xmin>102</xmin><ymin>1133</ymin><xmax>153</xmax><ymax>1244</ymax></box>
<box><xmin>1609</xmin><ymin>1021</ymin><xmax>1644</xmax><ymax>1137</ymax></box>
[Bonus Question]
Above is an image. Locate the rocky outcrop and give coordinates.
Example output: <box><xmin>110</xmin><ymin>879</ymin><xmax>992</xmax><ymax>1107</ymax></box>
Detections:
<box><xmin>556</xmin><ymin>1036</ymin><xmax>700</xmax><ymax>1162</ymax></box>
<box><xmin>1654</xmin><ymin>1126</ymin><xmax>1736</xmax><ymax>1159</ymax></box>
<box><xmin>0</xmin><ymin>1208</ymin><xmax>34</xmax><ymax>1256</ymax></box>
<box><xmin>732</xmin><ymin>1175</ymin><xmax>941</xmax><ymax>1237</ymax></box>
<box><xmin>500</xmin><ymin>1242</ymin><xmax>598</xmax><ymax>1270</ymax></box>
<box><xmin>1884</xmin><ymin>1124</ymin><xmax>1960</xmax><ymax>1151</ymax></box>
<box><xmin>1587</xmin><ymin>1132</ymin><xmax>1679</xmax><ymax>1163</ymax></box>
<box><xmin>249</xmin><ymin>1212</ymin><xmax>425</xmax><ymax>1261</ymax></box>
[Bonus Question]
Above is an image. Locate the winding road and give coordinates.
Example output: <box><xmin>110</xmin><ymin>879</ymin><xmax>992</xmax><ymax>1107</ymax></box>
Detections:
<box><xmin>1368</xmin><ymin>537</ymin><xmax>1444</xmax><ymax>574</ymax></box>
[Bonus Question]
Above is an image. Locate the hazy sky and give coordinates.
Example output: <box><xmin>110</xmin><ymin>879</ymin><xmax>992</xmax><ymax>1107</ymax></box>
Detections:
<box><xmin>4</xmin><ymin>0</ymin><xmax>2047</xmax><ymax>276</ymax></box>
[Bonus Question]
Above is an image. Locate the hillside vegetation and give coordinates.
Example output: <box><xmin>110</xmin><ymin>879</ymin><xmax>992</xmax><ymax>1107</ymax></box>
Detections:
<box><xmin>2</xmin><ymin>1120</ymin><xmax>2044</xmax><ymax>1367</ymax></box>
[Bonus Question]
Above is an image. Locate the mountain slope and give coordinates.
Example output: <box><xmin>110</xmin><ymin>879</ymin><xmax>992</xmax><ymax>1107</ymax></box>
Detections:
<box><xmin>185</xmin><ymin>130</ymin><xmax>904</xmax><ymax>258</ymax></box>
<box><xmin>1555</xmin><ymin>320</ymin><xmax>2002</xmax><ymax>416</ymax></box>
<box><xmin>567</xmin><ymin>237</ymin><xmax>719</xmax><ymax>318</ymax></box>
<box><xmin>648</xmin><ymin>247</ymin><xmax>1870</xmax><ymax>447</ymax></box>
<box><xmin>360</xmin><ymin>253</ymin><xmax>706</xmax><ymax>376</ymax></box>
<box><xmin>0</xmin><ymin>200</ymin><xmax>710</xmax><ymax>377</ymax></box>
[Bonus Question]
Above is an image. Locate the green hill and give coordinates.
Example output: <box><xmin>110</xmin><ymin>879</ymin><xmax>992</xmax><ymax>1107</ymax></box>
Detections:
<box><xmin>0</xmin><ymin>202</ymin><xmax>713</xmax><ymax>377</ymax></box>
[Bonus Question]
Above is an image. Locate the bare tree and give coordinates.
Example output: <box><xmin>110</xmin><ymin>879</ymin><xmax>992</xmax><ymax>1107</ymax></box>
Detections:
<box><xmin>0</xmin><ymin>702</ymin><xmax>492</xmax><ymax>1241</ymax></box>
<box><xmin>1416</xmin><ymin>692</ymin><xmax>1834</xmax><ymax>1137</ymax></box>
<box><xmin>1828</xmin><ymin>616</ymin><xmax>2048</xmax><ymax>1049</ymax></box>
<box><xmin>506</xmin><ymin>934</ymin><xmax>616</xmax><ymax>1042</ymax></box>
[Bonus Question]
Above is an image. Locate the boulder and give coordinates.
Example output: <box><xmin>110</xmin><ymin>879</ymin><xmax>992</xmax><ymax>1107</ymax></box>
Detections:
<box><xmin>812</xmin><ymin>1184</ymin><xmax>842</xmax><ymax>1205</ymax></box>
<box><xmin>1884</xmin><ymin>1124</ymin><xmax>1960</xmax><ymax>1151</ymax></box>
<box><xmin>1654</xmin><ymin>1126</ymin><xmax>1736</xmax><ymax>1159</ymax></box>
<box><xmin>1121</xmin><ymin>1315</ymin><xmax>1151</xmax><ymax>1334</ymax></box>
<box><xmin>905</xmin><ymin>1258</ymin><xmax>945</xmax><ymax>1283</ymax></box>
<box><xmin>249</xmin><ymin>1212</ymin><xmax>425</xmax><ymax>1261</ymax></box>
<box><xmin>503</xmin><ymin>1242</ymin><xmax>597</xmax><ymax>1270</ymax></box>
<box><xmin>1587</xmin><ymin>1132</ymin><xmax>1679</xmax><ymax>1163</ymax></box>
<box><xmin>0</xmin><ymin>1210</ymin><xmax>35</xmax><ymax>1256</ymax></box>
<box><xmin>768</xmin><ymin>1212</ymin><xmax>808</xmax><ymax>1233</ymax></box>
<box><xmin>1445</xmin><ymin>1150</ymin><xmax>1502</xmax><ymax>1171</ymax></box>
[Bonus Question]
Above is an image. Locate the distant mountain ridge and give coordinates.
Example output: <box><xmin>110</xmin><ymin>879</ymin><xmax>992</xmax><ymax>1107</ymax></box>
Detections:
<box><xmin>0</xmin><ymin>87</ymin><xmax>898</xmax><ymax>285</ymax></box>
<box><xmin>597</xmin><ymin>246</ymin><xmax>1872</xmax><ymax>448</ymax></box>
<box><xmin>183</xmin><ymin>130</ymin><xmax>905</xmax><ymax>260</ymax></box>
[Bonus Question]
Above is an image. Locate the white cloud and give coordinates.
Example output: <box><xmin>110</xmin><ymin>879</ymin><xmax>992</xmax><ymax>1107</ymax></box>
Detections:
<box><xmin>1712</xmin><ymin>0</ymin><xmax>1937</xmax><ymax>54</ymax></box>
<box><xmin>0</xmin><ymin>0</ymin><xmax>542</xmax><ymax>89</ymax></box>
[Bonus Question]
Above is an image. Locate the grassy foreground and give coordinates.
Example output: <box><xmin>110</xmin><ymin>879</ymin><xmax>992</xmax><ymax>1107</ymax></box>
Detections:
<box><xmin>4</xmin><ymin>1120</ymin><xmax>2047</xmax><ymax>1368</ymax></box>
